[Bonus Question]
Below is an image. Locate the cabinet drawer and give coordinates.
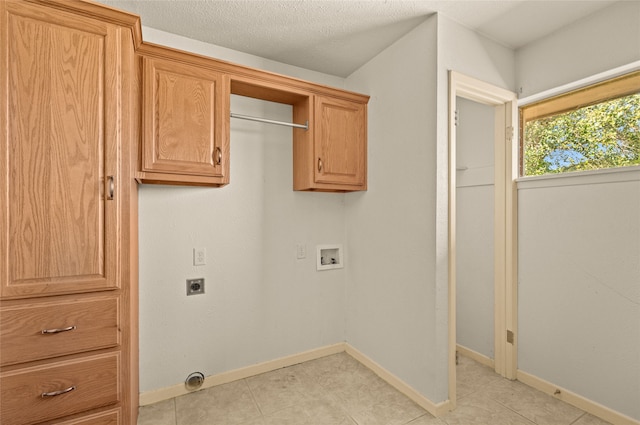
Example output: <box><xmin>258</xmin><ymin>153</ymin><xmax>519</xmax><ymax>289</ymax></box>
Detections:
<box><xmin>0</xmin><ymin>352</ymin><xmax>119</xmax><ymax>425</ymax></box>
<box><xmin>0</xmin><ymin>297</ymin><xmax>119</xmax><ymax>366</ymax></box>
<box><xmin>55</xmin><ymin>408</ymin><xmax>120</xmax><ymax>425</ymax></box>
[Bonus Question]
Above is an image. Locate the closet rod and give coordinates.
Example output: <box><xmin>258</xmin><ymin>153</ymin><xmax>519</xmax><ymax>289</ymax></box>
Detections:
<box><xmin>230</xmin><ymin>112</ymin><xmax>309</xmax><ymax>130</ymax></box>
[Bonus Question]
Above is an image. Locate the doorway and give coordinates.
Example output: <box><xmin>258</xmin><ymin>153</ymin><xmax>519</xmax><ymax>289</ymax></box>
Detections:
<box><xmin>456</xmin><ymin>97</ymin><xmax>496</xmax><ymax>367</ymax></box>
<box><xmin>447</xmin><ymin>71</ymin><xmax>518</xmax><ymax>408</ymax></box>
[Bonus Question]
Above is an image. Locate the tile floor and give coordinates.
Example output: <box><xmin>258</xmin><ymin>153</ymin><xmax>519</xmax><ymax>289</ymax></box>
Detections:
<box><xmin>137</xmin><ymin>352</ymin><xmax>613</xmax><ymax>425</ymax></box>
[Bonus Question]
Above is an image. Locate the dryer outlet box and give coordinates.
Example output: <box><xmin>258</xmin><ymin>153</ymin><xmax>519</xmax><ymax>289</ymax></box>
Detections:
<box><xmin>186</xmin><ymin>278</ymin><xmax>205</xmax><ymax>295</ymax></box>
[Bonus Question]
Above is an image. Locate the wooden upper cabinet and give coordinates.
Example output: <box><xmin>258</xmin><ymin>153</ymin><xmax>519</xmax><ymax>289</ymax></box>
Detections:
<box><xmin>294</xmin><ymin>95</ymin><xmax>368</xmax><ymax>191</ymax></box>
<box><xmin>138</xmin><ymin>52</ymin><xmax>230</xmax><ymax>186</ymax></box>
<box><xmin>0</xmin><ymin>1</ymin><xmax>122</xmax><ymax>299</ymax></box>
<box><xmin>315</xmin><ymin>95</ymin><xmax>367</xmax><ymax>188</ymax></box>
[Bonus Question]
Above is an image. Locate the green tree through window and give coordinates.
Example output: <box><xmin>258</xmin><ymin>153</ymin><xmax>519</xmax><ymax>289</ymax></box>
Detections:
<box><xmin>523</xmin><ymin>93</ymin><xmax>640</xmax><ymax>176</ymax></box>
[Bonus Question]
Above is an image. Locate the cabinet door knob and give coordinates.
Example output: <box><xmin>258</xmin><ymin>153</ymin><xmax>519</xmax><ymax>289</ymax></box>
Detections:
<box><xmin>41</xmin><ymin>386</ymin><xmax>76</xmax><ymax>398</ymax></box>
<box><xmin>41</xmin><ymin>325</ymin><xmax>76</xmax><ymax>334</ymax></box>
<box><xmin>215</xmin><ymin>147</ymin><xmax>222</xmax><ymax>165</ymax></box>
<box><xmin>318</xmin><ymin>158</ymin><xmax>323</xmax><ymax>173</ymax></box>
<box><xmin>106</xmin><ymin>176</ymin><xmax>115</xmax><ymax>200</ymax></box>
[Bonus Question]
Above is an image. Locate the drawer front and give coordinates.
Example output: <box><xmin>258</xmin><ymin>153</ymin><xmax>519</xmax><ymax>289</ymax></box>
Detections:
<box><xmin>0</xmin><ymin>296</ymin><xmax>119</xmax><ymax>366</ymax></box>
<box><xmin>0</xmin><ymin>353</ymin><xmax>119</xmax><ymax>425</ymax></box>
<box><xmin>55</xmin><ymin>408</ymin><xmax>120</xmax><ymax>425</ymax></box>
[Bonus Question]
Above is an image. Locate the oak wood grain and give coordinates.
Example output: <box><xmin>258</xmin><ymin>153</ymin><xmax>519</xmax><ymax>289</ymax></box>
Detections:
<box><xmin>0</xmin><ymin>296</ymin><xmax>119</xmax><ymax>366</ymax></box>
<box><xmin>2</xmin><ymin>2</ymin><xmax>119</xmax><ymax>298</ymax></box>
<box><xmin>1</xmin><ymin>353</ymin><xmax>119</xmax><ymax>425</ymax></box>
<box><xmin>141</xmin><ymin>55</ymin><xmax>229</xmax><ymax>182</ymax></box>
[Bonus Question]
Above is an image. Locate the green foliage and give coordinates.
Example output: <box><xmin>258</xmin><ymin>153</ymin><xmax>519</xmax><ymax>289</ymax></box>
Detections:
<box><xmin>523</xmin><ymin>93</ymin><xmax>640</xmax><ymax>176</ymax></box>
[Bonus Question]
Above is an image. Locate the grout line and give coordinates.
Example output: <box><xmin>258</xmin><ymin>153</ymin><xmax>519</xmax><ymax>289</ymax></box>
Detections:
<box><xmin>172</xmin><ymin>397</ymin><xmax>178</xmax><ymax>425</ymax></box>
<box><xmin>405</xmin><ymin>413</ymin><xmax>437</xmax><ymax>424</ymax></box>
<box><xmin>483</xmin><ymin>387</ymin><xmax>538</xmax><ymax>425</ymax></box>
<box><xmin>569</xmin><ymin>412</ymin><xmax>588</xmax><ymax>425</ymax></box>
<box><xmin>244</xmin><ymin>378</ymin><xmax>265</xmax><ymax>417</ymax></box>
<box><xmin>500</xmin><ymin>404</ymin><xmax>538</xmax><ymax>425</ymax></box>
<box><xmin>350</xmin><ymin>414</ymin><xmax>362</xmax><ymax>425</ymax></box>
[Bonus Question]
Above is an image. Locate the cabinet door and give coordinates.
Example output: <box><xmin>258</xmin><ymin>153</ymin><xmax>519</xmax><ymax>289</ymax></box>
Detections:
<box><xmin>314</xmin><ymin>95</ymin><xmax>367</xmax><ymax>188</ymax></box>
<box><xmin>0</xmin><ymin>2</ymin><xmax>120</xmax><ymax>298</ymax></box>
<box><xmin>142</xmin><ymin>56</ymin><xmax>228</xmax><ymax>180</ymax></box>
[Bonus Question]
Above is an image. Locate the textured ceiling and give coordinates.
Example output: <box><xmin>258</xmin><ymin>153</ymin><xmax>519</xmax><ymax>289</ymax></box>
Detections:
<box><xmin>99</xmin><ymin>0</ymin><xmax>617</xmax><ymax>77</ymax></box>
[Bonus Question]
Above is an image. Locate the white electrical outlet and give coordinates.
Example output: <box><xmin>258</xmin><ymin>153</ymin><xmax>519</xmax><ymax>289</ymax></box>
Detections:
<box><xmin>193</xmin><ymin>248</ymin><xmax>206</xmax><ymax>266</ymax></box>
<box><xmin>296</xmin><ymin>243</ymin><xmax>306</xmax><ymax>259</ymax></box>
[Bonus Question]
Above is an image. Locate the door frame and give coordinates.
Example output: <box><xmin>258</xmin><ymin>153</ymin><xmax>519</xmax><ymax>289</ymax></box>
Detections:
<box><xmin>448</xmin><ymin>71</ymin><xmax>518</xmax><ymax>408</ymax></box>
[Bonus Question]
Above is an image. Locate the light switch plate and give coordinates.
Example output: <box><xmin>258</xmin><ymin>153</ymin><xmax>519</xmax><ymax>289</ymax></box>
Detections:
<box><xmin>296</xmin><ymin>243</ymin><xmax>306</xmax><ymax>259</ymax></box>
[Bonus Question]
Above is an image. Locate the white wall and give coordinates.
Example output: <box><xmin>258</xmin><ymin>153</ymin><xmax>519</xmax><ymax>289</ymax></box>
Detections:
<box><xmin>344</xmin><ymin>16</ymin><xmax>441</xmax><ymax>401</ymax></box>
<box><xmin>456</xmin><ymin>97</ymin><xmax>495</xmax><ymax>359</ymax></box>
<box><xmin>344</xmin><ymin>14</ymin><xmax>515</xmax><ymax>403</ymax></box>
<box><xmin>517</xmin><ymin>171</ymin><xmax>640</xmax><ymax>420</ymax></box>
<box><xmin>516</xmin><ymin>1</ymin><xmax>640</xmax><ymax>98</ymax></box>
<box><xmin>515</xmin><ymin>3</ymin><xmax>640</xmax><ymax>420</ymax></box>
<box><xmin>138</xmin><ymin>28</ymin><xmax>348</xmax><ymax>393</ymax></box>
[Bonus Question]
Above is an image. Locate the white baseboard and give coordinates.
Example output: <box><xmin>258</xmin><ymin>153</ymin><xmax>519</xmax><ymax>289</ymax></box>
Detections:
<box><xmin>517</xmin><ymin>370</ymin><xmax>640</xmax><ymax>425</ymax></box>
<box><xmin>345</xmin><ymin>344</ymin><xmax>453</xmax><ymax>417</ymax></box>
<box><xmin>139</xmin><ymin>343</ymin><xmax>346</xmax><ymax>406</ymax></box>
<box><xmin>456</xmin><ymin>344</ymin><xmax>495</xmax><ymax>369</ymax></box>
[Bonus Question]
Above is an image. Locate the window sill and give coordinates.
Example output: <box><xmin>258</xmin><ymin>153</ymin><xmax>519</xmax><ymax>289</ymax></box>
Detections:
<box><xmin>516</xmin><ymin>165</ymin><xmax>640</xmax><ymax>190</ymax></box>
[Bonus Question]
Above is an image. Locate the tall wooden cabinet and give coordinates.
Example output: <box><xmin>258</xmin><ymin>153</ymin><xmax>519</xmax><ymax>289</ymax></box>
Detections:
<box><xmin>0</xmin><ymin>1</ymin><xmax>139</xmax><ymax>424</ymax></box>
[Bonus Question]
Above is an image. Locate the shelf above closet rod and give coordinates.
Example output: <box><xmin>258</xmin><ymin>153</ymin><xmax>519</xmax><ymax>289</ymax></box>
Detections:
<box><xmin>231</xmin><ymin>112</ymin><xmax>309</xmax><ymax>130</ymax></box>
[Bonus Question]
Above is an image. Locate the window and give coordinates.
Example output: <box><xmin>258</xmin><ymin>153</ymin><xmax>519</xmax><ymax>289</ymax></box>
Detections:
<box><xmin>520</xmin><ymin>71</ymin><xmax>640</xmax><ymax>176</ymax></box>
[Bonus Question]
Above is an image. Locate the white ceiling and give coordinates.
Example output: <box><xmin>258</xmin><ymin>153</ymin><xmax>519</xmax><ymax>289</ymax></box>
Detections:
<box><xmin>99</xmin><ymin>0</ymin><xmax>617</xmax><ymax>77</ymax></box>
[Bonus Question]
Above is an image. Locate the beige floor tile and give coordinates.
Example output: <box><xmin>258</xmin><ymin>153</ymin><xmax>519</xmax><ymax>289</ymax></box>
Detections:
<box><xmin>455</xmin><ymin>354</ymin><xmax>504</xmax><ymax>399</ymax></box>
<box><xmin>303</xmin><ymin>352</ymin><xmax>381</xmax><ymax>392</ymax></box>
<box><xmin>301</xmin><ymin>397</ymin><xmax>357</xmax><ymax>425</ymax></box>
<box><xmin>175</xmin><ymin>379</ymin><xmax>261</xmax><ymax>425</ymax></box>
<box><xmin>242</xmin><ymin>400</ymin><xmax>357</xmax><ymax>425</ymax></box>
<box><xmin>440</xmin><ymin>392</ymin><xmax>536</xmax><ymax>425</ymax></box>
<box><xmin>571</xmin><ymin>413</ymin><xmax>614</xmax><ymax>425</ymax></box>
<box><xmin>406</xmin><ymin>414</ymin><xmax>447</xmax><ymax>425</ymax></box>
<box><xmin>302</xmin><ymin>355</ymin><xmax>392</xmax><ymax>416</ymax></box>
<box><xmin>246</xmin><ymin>364</ymin><xmax>323</xmax><ymax>415</ymax></box>
<box><xmin>347</xmin><ymin>383</ymin><xmax>427</xmax><ymax>425</ymax></box>
<box><xmin>238</xmin><ymin>416</ymin><xmax>268</xmax><ymax>425</ymax></box>
<box><xmin>137</xmin><ymin>398</ymin><xmax>176</xmax><ymax>425</ymax></box>
<box><xmin>254</xmin><ymin>404</ymin><xmax>314</xmax><ymax>425</ymax></box>
<box><xmin>484</xmin><ymin>378</ymin><xmax>584</xmax><ymax>425</ymax></box>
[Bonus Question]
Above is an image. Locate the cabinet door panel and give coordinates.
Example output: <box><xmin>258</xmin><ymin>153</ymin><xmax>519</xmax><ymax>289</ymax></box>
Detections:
<box><xmin>314</xmin><ymin>96</ymin><xmax>366</xmax><ymax>187</ymax></box>
<box><xmin>142</xmin><ymin>57</ymin><xmax>226</xmax><ymax>177</ymax></box>
<box><xmin>1</xmin><ymin>3</ymin><xmax>119</xmax><ymax>298</ymax></box>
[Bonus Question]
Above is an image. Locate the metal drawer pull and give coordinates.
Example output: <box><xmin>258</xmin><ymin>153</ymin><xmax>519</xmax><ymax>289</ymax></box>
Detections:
<box><xmin>106</xmin><ymin>176</ymin><xmax>115</xmax><ymax>200</ymax></box>
<box><xmin>41</xmin><ymin>325</ymin><xmax>76</xmax><ymax>334</ymax></box>
<box><xmin>318</xmin><ymin>158</ymin><xmax>323</xmax><ymax>173</ymax></box>
<box><xmin>41</xmin><ymin>386</ymin><xmax>76</xmax><ymax>398</ymax></box>
<box><xmin>215</xmin><ymin>147</ymin><xmax>222</xmax><ymax>165</ymax></box>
